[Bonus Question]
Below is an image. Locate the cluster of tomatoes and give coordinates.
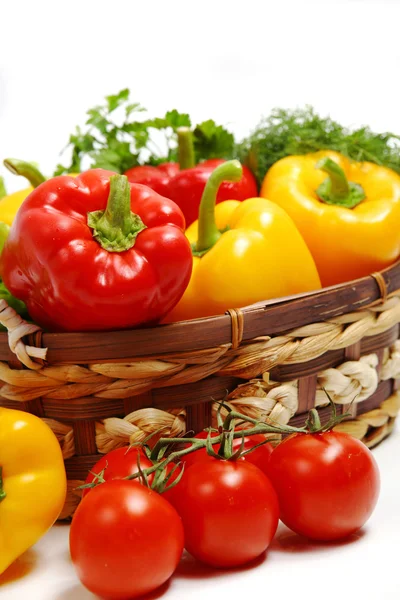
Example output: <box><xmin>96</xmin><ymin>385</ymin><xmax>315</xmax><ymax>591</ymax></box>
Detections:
<box><xmin>69</xmin><ymin>427</ymin><xmax>380</xmax><ymax>600</ymax></box>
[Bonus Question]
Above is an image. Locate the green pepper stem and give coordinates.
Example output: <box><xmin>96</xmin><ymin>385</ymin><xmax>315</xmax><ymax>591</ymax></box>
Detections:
<box><xmin>87</xmin><ymin>174</ymin><xmax>147</xmax><ymax>252</ymax></box>
<box><xmin>0</xmin><ymin>177</ymin><xmax>6</xmax><ymax>200</ymax></box>
<box><xmin>0</xmin><ymin>467</ymin><xmax>6</xmax><ymax>503</ymax></box>
<box><xmin>177</xmin><ymin>127</ymin><xmax>195</xmax><ymax>170</ymax></box>
<box><xmin>195</xmin><ymin>160</ymin><xmax>243</xmax><ymax>253</ymax></box>
<box><xmin>3</xmin><ymin>158</ymin><xmax>46</xmax><ymax>189</ymax></box>
<box><xmin>316</xmin><ymin>157</ymin><xmax>366</xmax><ymax>209</ymax></box>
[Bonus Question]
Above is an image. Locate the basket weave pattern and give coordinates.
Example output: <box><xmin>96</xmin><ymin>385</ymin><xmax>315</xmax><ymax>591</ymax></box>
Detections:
<box><xmin>0</xmin><ymin>266</ymin><xmax>400</xmax><ymax>519</ymax></box>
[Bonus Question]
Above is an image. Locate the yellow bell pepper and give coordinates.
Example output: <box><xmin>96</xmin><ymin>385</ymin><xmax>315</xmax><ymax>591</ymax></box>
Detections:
<box><xmin>164</xmin><ymin>160</ymin><xmax>321</xmax><ymax>322</ymax></box>
<box><xmin>260</xmin><ymin>150</ymin><xmax>400</xmax><ymax>287</ymax></box>
<box><xmin>0</xmin><ymin>408</ymin><xmax>67</xmax><ymax>575</ymax></box>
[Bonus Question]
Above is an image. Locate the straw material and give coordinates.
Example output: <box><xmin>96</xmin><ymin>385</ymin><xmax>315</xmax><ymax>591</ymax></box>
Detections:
<box><xmin>0</xmin><ymin>271</ymin><xmax>399</xmax><ymax>520</ymax></box>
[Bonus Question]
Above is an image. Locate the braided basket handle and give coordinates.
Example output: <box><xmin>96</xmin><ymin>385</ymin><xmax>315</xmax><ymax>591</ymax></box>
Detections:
<box><xmin>0</xmin><ymin>299</ymin><xmax>47</xmax><ymax>369</ymax></box>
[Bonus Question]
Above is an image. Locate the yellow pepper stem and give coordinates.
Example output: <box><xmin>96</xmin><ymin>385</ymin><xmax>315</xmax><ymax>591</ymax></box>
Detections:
<box><xmin>0</xmin><ymin>466</ymin><xmax>6</xmax><ymax>503</ymax></box>
<box><xmin>0</xmin><ymin>177</ymin><xmax>6</xmax><ymax>200</ymax></box>
<box><xmin>177</xmin><ymin>127</ymin><xmax>195</xmax><ymax>170</ymax></box>
<box><xmin>195</xmin><ymin>160</ymin><xmax>243</xmax><ymax>254</ymax></box>
<box><xmin>316</xmin><ymin>157</ymin><xmax>365</xmax><ymax>209</ymax></box>
<box><xmin>3</xmin><ymin>158</ymin><xmax>46</xmax><ymax>189</ymax></box>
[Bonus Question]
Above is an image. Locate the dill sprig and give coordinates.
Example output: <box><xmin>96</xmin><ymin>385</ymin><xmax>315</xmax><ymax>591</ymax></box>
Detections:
<box><xmin>237</xmin><ymin>106</ymin><xmax>400</xmax><ymax>186</ymax></box>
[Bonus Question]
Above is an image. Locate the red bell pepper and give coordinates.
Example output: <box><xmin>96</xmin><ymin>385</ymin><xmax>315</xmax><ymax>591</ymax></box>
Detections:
<box><xmin>124</xmin><ymin>162</ymin><xmax>180</xmax><ymax>197</ymax></box>
<box><xmin>124</xmin><ymin>129</ymin><xmax>258</xmax><ymax>227</ymax></box>
<box><xmin>0</xmin><ymin>169</ymin><xmax>192</xmax><ymax>332</ymax></box>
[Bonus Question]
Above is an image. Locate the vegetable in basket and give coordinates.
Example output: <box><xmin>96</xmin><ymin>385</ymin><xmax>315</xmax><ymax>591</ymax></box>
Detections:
<box><xmin>164</xmin><ymin>160</ymin><xmax>321</xmax><ymax>322</ymax></box>
<box><xmin>126</xmin><ymin>128</ymin><xmax>258</xmax><ymax>227</ymax></box>
<box><xmin>0</xmin><ymin>169</ymin><xmax>193</xmax><ymax>332</ymax></box>
<box><xmin>0</xmin><ymin>408</ymin><xmax>66</xmax><ymax>575</ymax></box>
<box><xmin>260</xmin><ymin>150</ymin><xmax>400</xmax><ymax>286</ymax></box>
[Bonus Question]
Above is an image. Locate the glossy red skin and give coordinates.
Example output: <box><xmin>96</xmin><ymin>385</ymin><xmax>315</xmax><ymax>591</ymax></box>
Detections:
<box><xmin>1</xmin><ymin>169</ymin><xmax>192</xmax><ymax>332</ymax></box>
<box><xmin>267</xmin><ymin>431</ymin><xmax>381</xmax><ymax>541</ymax></box>
<box><xmin>171</xmin><ymin>459</ymin><xmax>279</xmax><ymax>568</ymax></box>
<box><xmin>82</xmin><ymin>447</ymin><xmax>154</xmax><ymax>499</ymax></box>
<box><xmin>125</xmin><ymin>162</ymin><xmax>180</xmax><ymax>197</ymax></box>
<box><xmin>183</xmin><ymin>431</ymin><xmax>274</xmax><ymax>476</ymax></box>
<box><xmin>126</xmin><ymin>159</ymin><xmax>258</xmax><ymax>227</ymax></box>
<box><xmin>70</xmin><ymin>480</ymin><xmax>184</xmax><ymax>600</ymax></box>
<box><xmin>168</xmin><ymin>159</ymin><xmax>258</xmax><ymax>226</ymax></box>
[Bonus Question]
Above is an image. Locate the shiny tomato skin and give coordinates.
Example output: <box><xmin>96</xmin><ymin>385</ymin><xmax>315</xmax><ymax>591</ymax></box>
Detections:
<box><xmin>171</xmin><ymin>459</ymin><xmax>279</xmax><ymax>568</ymax></box>
<box><xmin>70</xmin><ymin>480</ymin><xmax>184</xmax><ymax>599</ymax></box>
<box><xmin>183</xmin><ymin>431</ymin><xmax>274</xmax><ymax>476</ymax></box>
<box><xmin>82</xmin><ymin>447</ymin><xmax>153</xmax><ymax>498</ymax></box>
<box><xmin>267</xmin><ymin>431</ymin><xmax>380</xmax><ymax>542</ymax></box>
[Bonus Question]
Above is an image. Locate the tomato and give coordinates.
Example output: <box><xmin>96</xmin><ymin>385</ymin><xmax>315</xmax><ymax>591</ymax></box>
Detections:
<box><xmin>171</xmin><ymin>459</ymin><xmax>279</xmax><ymax>568</ymax></box>
<box><xmin>183</xmin><ymin>431</ymin><xmax>274</xmax><ymax>476</ymax></box>
<box><xmin>82</xmin><ymin>446</ymin><xmax>153</xmax><ymax>498</ymax></box>
<box><xmin>267</xmin><ymin>431</ymin><xmax>380</xmax><ymax>541</ymax></box>
<box><xmin>70</xmin><ymin>480</ymin><xmax>184</xmax><ymax>599</ymax></box>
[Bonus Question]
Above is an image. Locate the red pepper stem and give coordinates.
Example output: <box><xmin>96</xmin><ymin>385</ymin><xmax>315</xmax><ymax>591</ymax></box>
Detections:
<box><xmin>177</xmin><ymin>127</ymin><xmax>195</xmax><ymax>170</ymax></box>
<box><xmin>195</xmin><ymin>160</ymin><xmax>243</xmax><ymax>253</ymax></box>
<box><xmin>87</xmin><ymin>174</ymin><xmax>147</xmax><ymax>252</ymax></box>
<box><xmin>3</xmin><ymin>158</ymin><xmax>46</xmax><ymax>189</ymax></box>
<box><xmin>0</xmin><ymin>466</ymin><xmax>6</xmax><ymax>503</ymax></box>
<box><xmin>316</xmin><ymin>157</ymin><xmax>365</xmax><ymax>209</ymax></box>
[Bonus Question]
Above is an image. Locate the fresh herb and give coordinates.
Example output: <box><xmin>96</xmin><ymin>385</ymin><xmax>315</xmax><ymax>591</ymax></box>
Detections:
<box><xmin>237</xmin><ymin>106</ymin><xmax>400</xmax><ymax>185</ymax></box>
<box><xmin>55</xmin><ymin>89</ymin><xmax>235</xmax><ymax>175</ymax></box>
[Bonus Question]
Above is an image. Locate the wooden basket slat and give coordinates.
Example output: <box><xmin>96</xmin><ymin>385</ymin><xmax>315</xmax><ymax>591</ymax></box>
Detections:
<box><xmin>0</xmin><ymin>263</ymin><xmax>396</xmax><ymax>365</ymax></box>
<box><xmin>272</xmin><ymin>325</ymin><xmax>399</xmax><ymax>381</ymax></box>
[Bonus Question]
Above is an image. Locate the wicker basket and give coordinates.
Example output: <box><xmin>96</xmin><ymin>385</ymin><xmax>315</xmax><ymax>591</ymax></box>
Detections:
<box><xmin>1</xmin><ymin>262</ymin><xmax>400</xmax><ymax>519</ymax></box>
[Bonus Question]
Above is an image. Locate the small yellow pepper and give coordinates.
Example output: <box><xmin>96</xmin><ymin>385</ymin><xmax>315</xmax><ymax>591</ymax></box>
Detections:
<box><xmin>260</xmin><ymin>150</ymin><xmax>400</xmax><ymax>287</ymax></box>
<box><xmin>0</xmin><ymin>408</ymin><xmax>67</xmax><ymax>574</ymax></box>
<box><xmin>165</xmin><ymin>161</ymin><xmax>321</xmax><ymax>322</ymax></box>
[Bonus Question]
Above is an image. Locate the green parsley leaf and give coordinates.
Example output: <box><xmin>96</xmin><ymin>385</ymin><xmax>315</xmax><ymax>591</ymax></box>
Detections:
<box><xmin>193</xmin><ymin>119</ymin><xmax>235</xmax><ymax>162</ymax></box>
<box><xmin>106</xmin><ymin>88</ymin><xmax>130</xmax><ymax>113</ymax></box>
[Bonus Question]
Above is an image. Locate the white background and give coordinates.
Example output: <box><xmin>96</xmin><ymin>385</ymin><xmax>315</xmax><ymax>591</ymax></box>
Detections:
<box><xmin>1</xmin><ymin>0</ymin><xmax>400</xmax><ymax>599</ymax></box>
<box><xmin>2</xmin><ymin>0</ymin><xmax>400</xmax><ymax>190</ymax></box>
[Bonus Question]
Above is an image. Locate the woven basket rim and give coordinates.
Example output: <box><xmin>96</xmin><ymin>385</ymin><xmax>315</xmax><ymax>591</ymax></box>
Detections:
<box><xmin>1</xmin><ymin>260</ymin><xmax>399</xmax><ymax>364</ymax></box>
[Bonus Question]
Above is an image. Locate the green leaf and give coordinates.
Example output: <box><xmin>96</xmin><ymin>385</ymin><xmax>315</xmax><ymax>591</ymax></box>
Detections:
<box><xmin>125</xmin><ymin>102</ymin><xmax>146</xmax><ymax>117</ymax></box>
<box><xmin>105</xmin><ymin>88</ymin><xmax>130</xmax><ymax>113</ymax></box>
<box><xmin>193</xmin><ymin>119</ymin><xmax>235</xmax><ymax>161</ymax></box>
<box><xmin>86</xmin><ymin>109</ymin><xmax>109</xmax><ymax>135</ymax></box>
<box><xmin>164</xmin><ymin>109</ymin><xmax>191</xmax><ymax>130</ymax></box>
<box><xmin>146</xmin><ymin>117</ymin><xmax>168</xmax><ymax>130</ymax></box>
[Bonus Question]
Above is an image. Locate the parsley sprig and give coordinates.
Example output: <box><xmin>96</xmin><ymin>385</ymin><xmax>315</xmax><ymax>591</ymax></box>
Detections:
<box><xmin>54</xmin><ymin>89</ymin><xmax>235</xmax><ymax>175</ymax></box>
